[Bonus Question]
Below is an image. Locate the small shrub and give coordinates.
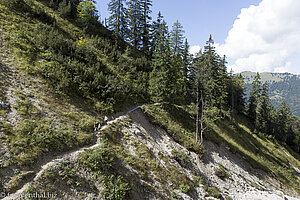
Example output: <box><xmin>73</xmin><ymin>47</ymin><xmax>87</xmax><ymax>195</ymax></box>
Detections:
<box><xmin>102</xmin><ymin>175</ymin><xmax>131</xmax><ymax>200</ymax></box>
<box><xmin>79</xmin><ymin>145</ymin><xmax>115</xmax><ymax>174</ymax></box>
<box><xmin>214</xmin><ymin>164</ymin><xmax>229</xmax><ymax>180</ymax></box>
<box><xmin>178</xmin><ymin>184</ymin><xmax>190</xmax><ymax>194</ymax></box>
<box><xmin>204</xmin><ymin>185</ymin><xmax>222</xmax><ymax>199</ymax></box>
<box><xmin>171</xmin><ymin>149</ymin><xmax>191</xmax><ymax>168</ymax></box>
<box><xmin>78</xmin><ymin>116</ymin><xmax>94</xmax><ymax>133</ymax></box>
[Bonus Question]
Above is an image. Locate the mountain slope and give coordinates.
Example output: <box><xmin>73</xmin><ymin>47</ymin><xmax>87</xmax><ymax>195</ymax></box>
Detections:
<box><xmin>0</xmin><ymin>1</ymin><xmax>300</xmax><ymax>199</ymax></box>
<box><xmin>241</xmin><ymin>71</ymin><xmax>300</xmax><ymax>117</ymax></box>
<box><xmin>4</xmin><ymin>105</ymin><xmax>299</xmax><ymax>200</ymax></box>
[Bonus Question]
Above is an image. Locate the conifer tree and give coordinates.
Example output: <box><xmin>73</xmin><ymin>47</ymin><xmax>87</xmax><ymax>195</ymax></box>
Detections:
<box><xmin>274</xmin><ymin>101</ymin><xmax>293</xmax><ymax>142</ymax></box>
<box><xmin>227</xmin><ymin>70</ymin><xmax>246</xmax><ymax>118</ymax></box>
<box><xmin>196</xmin><ymin>35</ymin><xmax>228</xmax><ymax>111</ymax></box>
<box><xmin>127</xmin><ymin>0</ymin><xmax>142</xmax><ymax>48</ymax></box>
<box><xmin>170</xmin><ymin>20</ymin><xmax>185</xmax><ymax>57</ymax></box>
<box><xmin>192</xmin><ymin>35</ymin><xmax>229</xmax><ymax>143</ymax></box>
<box><xmin>182</xmin><ymin>39</ymin><xmax>192</xmax><ymax>102</ymax></box>
<box><xmin>140</xmin><ymin>0</ymin><xmax>152</xmax><ymax>52</ymax></box>
<box><xmin>150</xmin><ymin>12</ymin><xmax>164</xmax><ymax>55</ymax></box>
<box><xmin>77</xmin><ymin>0</ymin><xmax>98</xmax><ymax>22</ymax></box>
<box><xmin>248</xmin><ymin>73</ymin><xmax>261</xmax><ymax>122</ymax></box>
<box><xmin>149</xmin><ymin>14</ymin><xmax>173</xmax><ymax>103</ymax></box>
<box><xmin>58</xmin><ymin>0</ymin><xmax>72</xmax><ymax>17</ymax></box>
<box><xmin>108</xmin><ymin>0</ymin><xmax>128</xmax><ymax>39</ymax></box>
<box><xmin>256</xmin><ymin>82</ymin><xmax>270</xmax><ymax>133</ymax></box>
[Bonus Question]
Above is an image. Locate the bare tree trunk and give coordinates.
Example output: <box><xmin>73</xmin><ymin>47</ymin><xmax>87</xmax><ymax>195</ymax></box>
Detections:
<box><xmin>200</xmin><ymin>90</ymin><xmax>204</xmax><ymax>145</ymax></box>
<box><xmin>196</xmin><ymin>87</ymin><xmax>199</xmax><ymax>144</ymax></box>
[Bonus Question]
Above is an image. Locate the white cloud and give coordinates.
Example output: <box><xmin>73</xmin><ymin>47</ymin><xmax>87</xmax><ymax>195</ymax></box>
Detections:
<box><xmin>189</xmin><ymin>45</ymin><xmax>201</xmax><ymax>55</ymax></box>
<box><xmin>215</xmin><ymin>0</ymin><xmax>300</xmax><ymax>73</ymax></box>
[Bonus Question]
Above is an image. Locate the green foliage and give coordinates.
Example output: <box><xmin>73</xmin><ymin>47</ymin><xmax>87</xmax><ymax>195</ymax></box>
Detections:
<box><xmin>143</xmin><ymin>104</ymin><xmax>205</xmax><ymax>157</ymax></box>
<box><xmin>108</xmin><ymin>0</ymin><xmax>128</xmax><ymax>38</ymax></box>
<box><xmin>79</xmin><ymin>145</ymin><xmax>115</xmax><ymax>174</ymax></box>
<box><xmin>171</xmin><ymin>149</ymin><xmax>191</xmax><ymax>169</ymax></box>
<box><xmin>178</xmin><ymin>184</ymin><xmax>190</xmax><ymax>194</ymax></box>
<box><xmin>77</xmin><ymin>0</ymin><xmax>98</xmax><ymax>22</ymax></box>
<box><xmin>214</xmin><ymin>164</ymin><xmax>229</xmax><ymax>180</ymax></box>
<box><xmin>242</xmin><ymin>72</ymin><xmax>300</xmax><ymax>117</ymax></box>
<box><xmin>58</xmin><ymin>0</ymin><xmax>72</xmax><ymax>17</ymax></box>
<box><xmin>102</xmin><ymin>175</ymin><xmax>131</xmax><ymax>200</ymax></box>
<box><xmin>204</xmin><ymin>185</ymin><xmax>222</xmax><ymax>199</ymax></box>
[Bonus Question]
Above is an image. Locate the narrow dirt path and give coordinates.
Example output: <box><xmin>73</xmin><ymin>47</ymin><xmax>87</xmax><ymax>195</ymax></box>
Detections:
<box><xmin>1</xmin><ymin>106</ymin><xmax>141</xmax><ymax>200</ymax></box>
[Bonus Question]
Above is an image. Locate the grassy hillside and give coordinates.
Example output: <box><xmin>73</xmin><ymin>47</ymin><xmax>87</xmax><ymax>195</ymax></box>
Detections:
<box><xmin>241</xmin><ymin>71</ymin><xmax>300</xmax><ymax>116</ymax></box>
<box><xmin>0</xmin><ymin>0</ymin><xmax>150</xmax><ymax>112</ymax></box>
<box><xmin>0</xmin><ymin>0</ymin><xmax>149</xmax><ymax>193</ymax></box>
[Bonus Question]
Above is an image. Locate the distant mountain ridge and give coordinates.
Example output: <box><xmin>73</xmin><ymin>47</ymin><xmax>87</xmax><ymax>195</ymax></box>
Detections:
<box><xmin>241</xmin><ymin>71</ymin><xmax>300</xmax><ymax>117</ymax></box>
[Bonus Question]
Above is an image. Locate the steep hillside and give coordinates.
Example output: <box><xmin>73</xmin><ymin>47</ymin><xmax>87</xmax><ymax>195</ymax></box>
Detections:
<box><xmin>1</xmin><ymin>1</ymin><xmax>300</xmax><ymax>200</ymax></box>
<box><xmin>2</xmin><ymin>105</ymin><xmax>299</xmax><ymax>200</ymax></box>
<box><xmin>241</xmin><ymin>71</ymin><xmax>300</xmax><ymax>116</ymax></box>
<box><xmin>0</xmin><ymin>0</ymin><xmax>148</xmax><ymax>196</ymax></box>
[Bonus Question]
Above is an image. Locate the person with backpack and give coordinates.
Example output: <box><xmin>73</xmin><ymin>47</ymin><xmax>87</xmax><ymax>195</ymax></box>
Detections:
<box><xmin>94</xmin><ymin>121</ymin><xmax>100</xmax><ymax>131</ymax></box>
<box><xmin>104</xmin><ymin>116</ymin><xmax>108</xmax><ymax>125</ymax></box>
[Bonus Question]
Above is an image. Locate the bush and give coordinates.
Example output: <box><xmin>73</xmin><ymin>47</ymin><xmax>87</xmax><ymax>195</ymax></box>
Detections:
<box><xmin>79</xmin><ymin>145</ymin><xmax>115</xmax><ymax>174</ymax></box>
<box><xmin>204</xmin><ymin>185</ymin><xmax>222</xmax><ymax>199</ymax></box>
<box><xmin>102</xmin><ymin>175</ymin><xmax>131</xmax><ymax>200</ymax></box>
<box><xmin>171</xmin><ymin>149</ymin><xmax>191</xmax><ymax>169</ymax></box>
<box><xmin>178</xmin><ymin>184</ymin><xmax>190</xmax><ymax>194</ymax></box>
<box><xmin>214</xmin><ymin>164</ymin><xmax>229</xmax><ymax>180</ymax></box>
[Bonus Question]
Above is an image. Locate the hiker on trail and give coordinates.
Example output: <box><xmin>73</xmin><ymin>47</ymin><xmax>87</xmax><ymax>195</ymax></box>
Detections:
<box><xmin>94</xmin><ymin>121</ymin><xmax>101</xmax><ymax>131</ymax></box>
<box><xmin>104</xmin><ymin>116</ymin><xmax>108</xmax><ymax>125</ymax></box>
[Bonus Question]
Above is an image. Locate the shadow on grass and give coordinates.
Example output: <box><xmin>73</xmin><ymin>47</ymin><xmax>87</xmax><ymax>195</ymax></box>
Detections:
<box><xmin>204</xmin><ymin>115</ymin><xmax>298</xmax><ymax>188</ymax></box>
<box><xmin>163</xmin><ymin>104</ymin><xmax>195</xmax><ymax>133</ymax></box>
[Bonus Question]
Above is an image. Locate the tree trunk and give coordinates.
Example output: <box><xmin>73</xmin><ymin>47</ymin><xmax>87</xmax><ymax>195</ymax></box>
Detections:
<box><xmin>196</xmin><ymin>87</ymin><xmax>199</xmax><ymax>144</ymax></box>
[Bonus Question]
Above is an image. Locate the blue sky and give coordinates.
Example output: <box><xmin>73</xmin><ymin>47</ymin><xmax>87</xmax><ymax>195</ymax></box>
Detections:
<box><xmin>96</xmin><ymin>0</ymin><xmax>260</xmax><ymax>46</ymax></box>
<box><xmin>95</xmin><ymin>0</ymin><xmax>300</xmax><ymax>74</ymax></box>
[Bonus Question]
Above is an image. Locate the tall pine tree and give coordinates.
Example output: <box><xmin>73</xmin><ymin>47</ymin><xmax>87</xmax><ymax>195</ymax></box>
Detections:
<box><xmin>170</xmin><ymin>20</ymin><xmax>185</xmax><ymax>57</ymax></box>
<box><xmin>274</xmin><ymin>101</ymin><xmax>293</xmax><ymax>142</ymax></box>
<box><xmin>256</xmin><ymin>82</ymin><xmax>270</xmax><ymax>133</ymax></box>
<box><xmin>140</xmin><ymin>0</ymin><xmax>152</xmax><ymax>52</ymax></box>
<box><xmin>149</xmin><ymin>14</ymin><xmax>173</xmax><ymax>103</ymax></box>
<box><xmin>248</xmin><ymin>73</ymin><xmax>261</xmax><ymax>122</ymax></box>
<box><xmin>127</xmin><ymin>0</ymin><xmax>142</xmax><ymax>48</ymax></box>
<box><xmin>108</xmin><ymin>0</ymin><xmax>128</xmax><ymax>39</ymax></box>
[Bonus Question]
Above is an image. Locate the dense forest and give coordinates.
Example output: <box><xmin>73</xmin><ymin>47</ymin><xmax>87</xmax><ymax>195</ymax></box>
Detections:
<box><xmin>2</xmin><ymin>0</ymin><xmax>300</xmax><ymax>153</ymax></box>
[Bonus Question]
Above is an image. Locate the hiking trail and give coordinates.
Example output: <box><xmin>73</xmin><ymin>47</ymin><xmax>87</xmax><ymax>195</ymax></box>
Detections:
<box><xmin>1</xmin><ymin>106</ymin><xmax>141</xmax><ymax>200</ymax></box>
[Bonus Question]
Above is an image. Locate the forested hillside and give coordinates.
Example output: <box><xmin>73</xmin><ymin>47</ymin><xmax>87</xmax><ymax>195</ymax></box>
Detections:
<box><xmin>0</xmin><ymin>0</ymin><xmax>299</xmax><ymax>199</ymax></box>
<box><xmin>241</xmin><ymin>71</ymin><xmax>300</xmax><ymax>117</ymax></box>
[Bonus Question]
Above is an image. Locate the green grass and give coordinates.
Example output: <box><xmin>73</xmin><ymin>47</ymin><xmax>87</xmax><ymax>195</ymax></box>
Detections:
<box><xmin>142</xmin><ymin>104</ymin><xmax>204</xmax><ymax>158</ymax></box>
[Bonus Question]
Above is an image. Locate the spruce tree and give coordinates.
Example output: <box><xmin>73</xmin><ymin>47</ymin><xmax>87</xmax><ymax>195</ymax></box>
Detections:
<box><xmin>170</xmin><ymin>20</ymin><xmax>185</xmax><ymax>57</ymax></box>
<box><xmin>192</xmin><ymin>36</ymin><xmax>229</xmax><ymax>143</ymax></box>
<box><xmin>275</xmin><ymin>101</ymin><xmax>293</xmax><ymax>142</ymax></box>
<box><xmin>108</xmin><ymin>0</ymin><xmax>128</xmax><ymax>39</ymax></box>
<box><xmin>228</xmin><ymin>72</ymin><xmax>246</xmax><ymax>117</ymax></box>
<box><xmin>196</xmin><ymin>35</ymin><xmax>228</xmax><ymax>112</ymax></box>
<box><xmin>256</xmin><ymin>82</ymin><xmax>270</xmax><ymax>133</ymax></box>
<box><xmin>58</xmin><ymin>0</ymin><xmax>72</xmax><ymax>17</ymax></box>
<box><xmin>127</xmin><ymin>0</ymin><xmax>142</xmax><ymax>49</ymax></box>
<box><xmin>150</xmin><ymin>12</ymin><xmax>164</xmax><ymax>55</ymax></box>
<box><xmin>140</xmin><ymin>0</ymin><xmax>152</xmax><ymax>53</ymax></box>
<box><xmin>77</xmin><ymin>0</ymin><xmax>98</xmax><ymax>22</ymax></box>
<box><xmin>182</xmin><ymin>39</ymin><xmax>192</xmax><ymax>102</ymax></box>
<box><xmin>149</xmin><ymin>14</ymin><xmax>173</xmax><ymax>103</ymax></box>
<box><xmin>248</xmin><ymin>73</ymin><xmax>261</xmax><ymax>122</ymax></box>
